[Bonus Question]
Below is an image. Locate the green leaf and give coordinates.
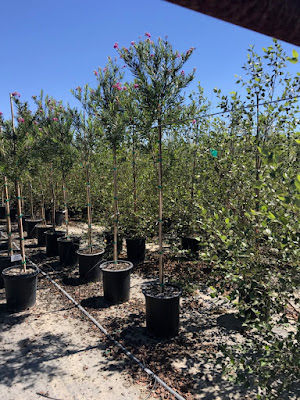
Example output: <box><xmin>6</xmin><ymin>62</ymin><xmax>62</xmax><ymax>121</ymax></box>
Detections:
<box><xmin>292</xmin><ymin>49</ymin><xmax>299</xmax><ymax>58</ymax></box>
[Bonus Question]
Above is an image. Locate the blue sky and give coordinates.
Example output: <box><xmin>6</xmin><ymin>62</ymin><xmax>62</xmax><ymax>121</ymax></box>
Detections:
<box><xmin>1</xmin><ymin>0</ymin><xmax>299</xmax><ymax>118</ymax></box>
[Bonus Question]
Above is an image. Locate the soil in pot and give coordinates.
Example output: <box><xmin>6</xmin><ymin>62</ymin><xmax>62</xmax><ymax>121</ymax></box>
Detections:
<box><xmin>101</xmin><ymin>260</ymin><xmax>133</xmax><ymax>304</ymax></box>
<box><xmin>126</xmin><ymin>237</ymin><xmax>146</xmax><ymax>262</ymax></box>
<box><xmin>57</xmin><ymin>236</ymin><xmax>80</xmax><ymax>267</ymax></box>
<box><xmin>36</xmin><ymin>224</ymin><xmax>53</xmax><ymax>247</ymax></box>
<box><xmin>142</xmin><ymin>283</ymin><xmax>182</xmax><ymax>338</ymax></box>
<box><xmin>77</xmin><ymin>248</ymin><xmax>105</xmax><ymax>282</ymax></box>
<box><xmin>2</xmin><ymin>263</ymin><xmax>38</xmax><ymax>311</ymax></box>
<box><xmin>45</xmin><ymin>230</ymin><xmax>65</xmax><ymax>257</ymax></box>
<box><xmin>26</xmin><ymin>219</ymin><xmax>43</xmax><ymax>239</ymax></box>
<box><xmin>181</xmin><ymin>236</ymin><xmax>199</xmax><ymax>253</ymax></box>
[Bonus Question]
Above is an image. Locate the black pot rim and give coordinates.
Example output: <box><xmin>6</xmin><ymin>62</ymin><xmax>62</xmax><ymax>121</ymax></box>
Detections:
<box><xmin>2</xmin><ymin>263</ymin><xmax>38</xmax><ymax>280</ymax></box>
<box><xmin>36</xmin><ymin>224</ymin><xmax>53</xmax><ymax>229</ymax></box>
<box><xmin>126</xmin><ymin>236</ymin><xmax>146</xmax><ymax>241</ymax></box>
<box><xmin>57</xmin><ymin>236</ymin><xmax>79</xmax><ymax>243</ymax></box>
<box><xmin>101</xmin><ymin>260</ymin><xmax>133</xmax><ymax>272</ymax></box>
<box><xmin>77</xmin><ymin>248</ymin><xmax>105</xmax><ymax>257</ymax></box>
<box><xmin>25</xmin><ymin>219</ymin><xmax>43</xmax><ymax>223</ymax></box>
<box><xmin>142</xmin><ymin>282</ymin><xmax>182</xmax><ymax>300</ymax></box>
<box><xmin>45</xmin><ymin>230</ymin><xmax>65</xmax><ymax>236</ymax></box>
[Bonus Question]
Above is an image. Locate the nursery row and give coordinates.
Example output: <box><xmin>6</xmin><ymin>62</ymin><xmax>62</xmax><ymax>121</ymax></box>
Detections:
<box><xmin>0</xmin><ymin>35</ymin><xmax>299</xmax><ymax>398</ymax></box>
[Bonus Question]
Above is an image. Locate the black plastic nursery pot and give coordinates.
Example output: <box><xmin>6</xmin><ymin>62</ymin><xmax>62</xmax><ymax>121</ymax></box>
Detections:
<box><xmin>45</xmin><ymin>230</ymin><xmax>65</xmax><ymax>257</ymax></box>
<box><xmin>77</xmin><ymin>248</ymin><xmax>105</xmax><ymax>282</ymax></box>
<box><xmin>0</xmin><ymin>205</ymin><xmax>5</xmax><ymax>219</ymax></box>
<box><xmin>101</xmin><ymin>260</ymin><xmax>133</xmax><ymax>304</ymax></box>
<box><xmin>25</xmin><ymin>219</ymin><xmax>43</xmax><ymax>239</ymax></box>
<box><xmin>22</xmin><ymin>214</ymin><xmax>31</xmax><ymax>232</ymax></box>
<box><xmin>2</xmin><ymin>262</ymin><xmax>38</xmax><ymax>311</ymax></box>
<box><xmin>126</xmin><ymin>237</ymin><xmax>146</xmax><ymax>262</ymax></box>
<box><xmin>0</xmin><ymin>239</ymin><xmax>8</xmax><ymax>251</ymax></box>
<box><xmin>9</xmin><ymin>208</ymin><xmax>17</xmax><ymax>223</ymax></box>
<box><xmin>0</xmin><ymin>254</ymin><xmax>18</xmax><ymax>288</ymax></box>
<box><xmin>142</xmin><ymin>283</ymin><xmax>182</xmax><ymax>338</ymax></box>
<box><xmin>55</xmin><ymin>210</ymin><xmax>65</xmax><ymax>227</ymax></box>
<box><xmin>45</xmin><ymin>208</ymin><xmax>51</xmax><ymax>223</ymax></box>
<box><xmin>181</xmin><ymin>236</ymin><xmax>199</xmax><ymax>253</ymax></box>
<box><xmin>57</xmin><ymin>236</ymin><xmax>80</xmax><ymax>267</ymax></box>
<box><xmin>36</xmin><ymin>224</ymin><xmax>53</xmax><ymax>247</ymax></box>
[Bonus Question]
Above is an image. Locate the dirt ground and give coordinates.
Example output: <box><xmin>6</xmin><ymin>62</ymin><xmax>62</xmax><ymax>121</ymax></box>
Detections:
<box><xmin>0</xmin><ymin>220</ymin><xmax>297</xmax><ymax>400</ymax></box>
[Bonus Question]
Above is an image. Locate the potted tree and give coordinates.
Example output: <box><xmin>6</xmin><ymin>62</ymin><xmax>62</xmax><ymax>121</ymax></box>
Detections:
<box><xmin>119</xmin><ymin>34</ymin><xmax>195</xmax><ymax>336</ymax></box>
<box><xmin>70</xmin><ymin>93</ymin><xmax>105</xmax><ymax>282</ymax></box>
<box><xmin>1</xmin><ymin>93</ymin><xmax>38</xmax><ymax>311</ymax></box>
<box><xmin>88</xmin><ymin>59</ymin><xmax>133</xmax><ymax>304</ymax></box>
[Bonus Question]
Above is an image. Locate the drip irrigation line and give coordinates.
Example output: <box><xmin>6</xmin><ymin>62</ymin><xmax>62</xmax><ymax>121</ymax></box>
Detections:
<box><xmin>31</xmin><ymin>261</ymin><xmax>187</xmax><ymax>400</ymax></box>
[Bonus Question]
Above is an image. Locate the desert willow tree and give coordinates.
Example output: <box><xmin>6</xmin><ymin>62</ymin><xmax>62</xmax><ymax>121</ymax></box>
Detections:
<box><xmin>70</xmin><ymin>86</ymin><xmax>102</xmax><ymax>253</ymax></box>
<box><xmin>83</xmin><ymin>58</ymin><xmax>129</xmax><ymax>263</ymax></box>
<box><xmin>119</xmin><ymin>34</ymin><xmax>195</xmax><ymax>290</ymax></box>
<box><xmin>0</xmin><ymin>93</ymin><xmax>36</xmax><ymax>270</ymax></box>
<box><xmin>33</xmin><ymin>93</ymin><xmax>76</xmax><ymax>234</ymax></box>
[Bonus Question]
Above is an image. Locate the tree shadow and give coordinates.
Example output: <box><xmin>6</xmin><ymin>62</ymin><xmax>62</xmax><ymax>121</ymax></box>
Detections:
<box><xmin>81</xmin><ymin>296</ymin><xmax>110</xmax><ymax>310</ymax></box>
<box><xmin>217</xmin><ymin>313</ymin><xmax>243</xmax><ymax>332</ymax></box>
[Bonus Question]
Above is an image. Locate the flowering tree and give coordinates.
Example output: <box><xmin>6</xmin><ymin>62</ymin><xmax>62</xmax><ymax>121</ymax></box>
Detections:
<box><xmin>84</xmin><ymin>58</ymin><xmax>129</xmax><ymax>262</ymax></box>
<box><xmin>119</xmin><ymin>34</ymin><xmax>195</xmax><ymax>290</ymax></box>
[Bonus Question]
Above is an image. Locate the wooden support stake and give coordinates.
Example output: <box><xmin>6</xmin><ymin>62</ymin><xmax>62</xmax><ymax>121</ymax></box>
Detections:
<box><xmin>157</xmin><ymin>108</ymin><xmax>164</xmax><ymax>292</ymax></box>
<box><xmin>29</xmin><ymin>181</ymin><xmax>34</xmax><ymax>219</ymax></box>
<box><xmin>86</xmin><ymin>166</ymin><xmax>92</xmax><ymax>254</ymax></box>
<box><xmin>113</xmin><ymin>149</ymin><xmax>118</xmax><ymax>263</ymax></box>
<box><xmin>50</xmin><ymin>165</ymin><xmax>56</xmax><ymax>229</ymax></box>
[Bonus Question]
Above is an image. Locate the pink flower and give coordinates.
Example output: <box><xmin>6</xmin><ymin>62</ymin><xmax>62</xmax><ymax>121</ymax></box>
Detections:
<box><xmin>113</xmin><ymin>42</ymin><xmax>118</xmax><ymax>49</ymax></box>
<box><xmin>181</xmin><ymin>70</ymin><xmax>185</xmax><ymax>76</ymax></box>
<box><xmin>177</xmin><ymin>54</ymin><xmax>181</xmax><ymax>58</ymax></box>
<box><xmin>131</xmin><ymin>41</ymin><xmax>135</xmax><ymax>45</ymax></box>
<box><xmin>103</xmin><ymin>68</ymin><xmax>107</xmax><ymax>72</ymax></box>
<box><xmin>18</xmin><ymin>117</ymin><xmax>25</xmax><ymax>123</ymax></box>
<box><xmin>150</xmin><ymin>54</ymin><xmax>154</xmax><ymax>57</ymax></box>
<box><xmin>134</xmin><ymin>84</ymin><xmax>139</xmax><ymax>89</ymax></box>
<box><xmin>59</xmin><ymin>106</ymin><xmax>63</xmax><ymax>109</ymax></box>
<box><xmin>145</xmin><ymin>32</ymin><xmax>151</xmax><ymax>38</ymax></box>
<box><xmin>192</xmin><ymin>119</ymin><xmax>196</xmax><ymax>125</ymax></box>
<box><xmin>91</xmin><ymin>90</ymin><xmax>95</xmax><ymax>94</ymax></box>
<box><xmin>93</xmin><ymin>70</ymin><xmax>98</xmax><ymax>76</ymax></box>
<box><xmin>48</xmin><ymin>99</ymin><xmax>51</xmax><ymax>103</ymax></box>
<box><xmin>0</xmin><ymin>112</ymin><xmax>2</xmax><ymax>115</ymax></box>
<box><xmin>12</xmin><ymin>91</ymin><xmax>20</xmax><ymax>97</ymax></box>
<box><xmin>123</xmin><ymin>86</ymin><xmax>127</xmax><ymax>91</ymax></box>
<box><xmin>34</xmin><ymin>121</ymin><xmax>38</xmax><ymax>125</ymax></box>
<box><xmin>39</xmin><ymin>128</ymin><xmax>42</xmax><ymax>131</ymax></box>
<box><xmin>52</xmin><ymin>117</ymin><xmax>58</xmax><ymax>121</ymax></box>
<box><xmin>76</xmin><ymin>86</ymin><xmax>81</xmax><ymax>91</ymax></box>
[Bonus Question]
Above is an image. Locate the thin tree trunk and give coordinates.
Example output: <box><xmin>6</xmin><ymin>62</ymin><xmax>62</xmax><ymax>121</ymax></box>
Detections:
<box><xmin>2</xmin><ymin>187</ymin><xmax>4</xmax><ymax>206</ymax></box>
<box><xmin>190</xmin><ymin>123</ymin><xmax>199</xmax><ymax>201</ymax></box>
<box><xmin>113</xmin><ymin>149</ymin><xmax>118</xmax><ymax>263</ymax></box>
<box><xmin>62</xmin><ymin>176</ymin><xmax>69</xmax><ymax>238</ymax></box>
<box><xmin>86</xmin><ymin>165</ymin><xmax>93</xmax><ymax>253</ymax></box>
<box><xmin>20</xmin><ymin>183</ymin><xmax>24</xmax><ymax>212</ymax></box>
<box><xmin>29</xmin><ymin>181</ymin><xmax>34</xmax><ymax>219</ymax></box>
<box><xmin>10</xmin><ymin>93</ymin><xmax>26</xmax><ymax>270</ymax></box>
<box><xmin>4</xmin><ymin>176</ymin><xmax>13</xmax><ymax>257</ymax></box>
<box><xmin>157</xmin><ymin>108</ymin><xmax>164</xmax><ymax>292</ymax></box>
<box><xmin>40</xmin><ymin>183</ymin><xmax>46</xmax><ymax>225</ymax></box>
<box><xmin>132</xmin><ymin>127</ymin><xmax>137</xmax><ymax>214</ymax></box>
<box><xmin>15</xmin><ymin>179</ymin><xmax>26</xmax><ymax>270</ymax></box>
<box><xmin>255</xmin><ymin>94</ymin><xmax>261</xmax><ymax>245</ymax></box>
<box><xmin>50</xmin><ymin>165</ymin><xmax>56</xmax><ymax>229</ymax></box>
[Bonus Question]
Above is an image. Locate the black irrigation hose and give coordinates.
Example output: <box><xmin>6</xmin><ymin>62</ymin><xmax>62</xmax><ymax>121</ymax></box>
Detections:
<box><xmin>31</xmin><ymin>261</ymin><xmax>187</xmax><ymax>400</ymax></box>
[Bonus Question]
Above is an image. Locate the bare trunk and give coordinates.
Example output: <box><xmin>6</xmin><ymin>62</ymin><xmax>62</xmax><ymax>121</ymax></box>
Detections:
<box><xmin>62</xmin><ymin>176</ymin><xmax>69</xmax><ymax>238</ymax></box>
<box><xmin>113</xmin><ymin>149</ymin><xmax>118</xmax><ymax>263</ymax></box>
<box><xmin>255</xmin><ymin>94</ymin><xmax>261</xmax><ymax>245</ymax></box>
<box><xmin>40</xmin><ymin>184</ymin><xmax>46</xmax><ymax>225</ymax></box>
<box><xmin>29</xmin><ymin>181</ymin><xmax>34</xmax><ymax>219</ymax></box>
<box><xmin>157</xmin><ymin>108</ymin><xmax>164</xmax><ymax>292</ymax></box>
<box><xmin>86</xmin><ymin>166</ymin><xmax>92</xmax><ymax>253</ymax></box>
<box><xmin>4</xmin><ymin>176</ymin><xmax>13</xmax><ymax>257</ymax></box>
<box><xmin>50</xmin><ymin>165</ymin><xmax>56</xmax><ymax>229</ymax></box>
<box><xmin>15</xmin><ymin>179</ymin><xmax>26</xmax><ymax>271</ymax></box>
<box><xmin>132</xmin><ymin>128</ymin><xmax>137</xmax><ymax>214</ymax></box>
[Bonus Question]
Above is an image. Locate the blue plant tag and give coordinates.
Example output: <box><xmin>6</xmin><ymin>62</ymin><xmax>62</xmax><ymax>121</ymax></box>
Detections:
<box><xmin>210</xmin><ymin>149</ymin><xmax>218</xmax><ymax>157</ymax></box>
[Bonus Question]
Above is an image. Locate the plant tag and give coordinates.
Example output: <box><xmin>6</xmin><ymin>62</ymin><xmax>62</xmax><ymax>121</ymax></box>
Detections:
<box><xmin>11</xmin><ymin>254</ymin><xmax>22</xmax><ymax>262</ymax></box>
<box><xmin>210</xmin><ymin>149</ymin><xmax>218</xmax><ymax>157</ymax></box>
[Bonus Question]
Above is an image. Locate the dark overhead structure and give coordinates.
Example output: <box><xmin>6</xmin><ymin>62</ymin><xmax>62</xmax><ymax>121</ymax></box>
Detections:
<box><xmin>165</xmin><ymin>0</ymin><xmax>300</xmax><ymax>47</ymax></box>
